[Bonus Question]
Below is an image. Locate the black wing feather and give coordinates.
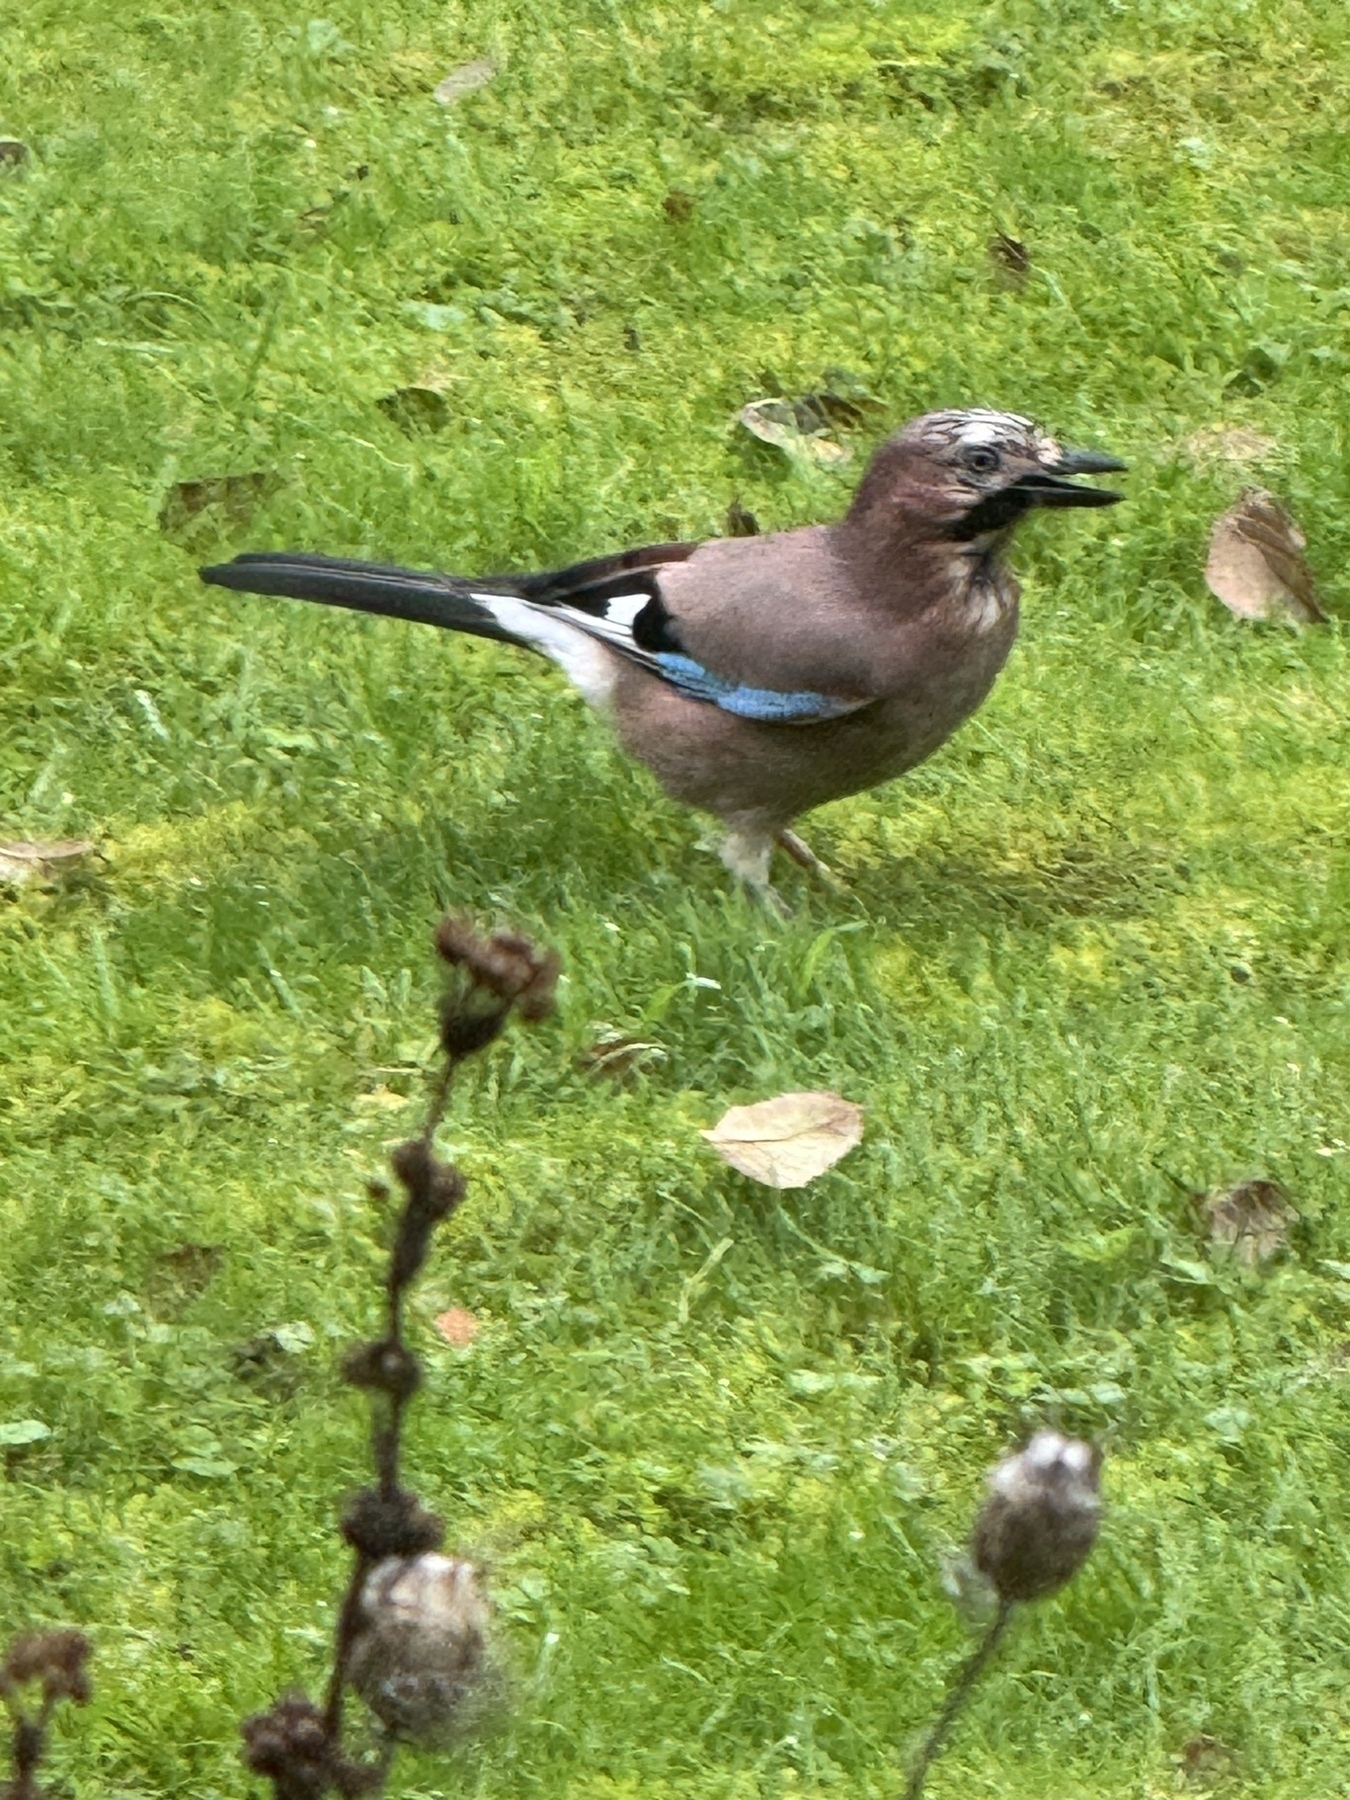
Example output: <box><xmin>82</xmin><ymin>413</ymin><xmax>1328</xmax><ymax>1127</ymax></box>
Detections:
<box><xmin>516</xmin><ymin>541</ymin><xmax>697</xmax><ymax>606</ymax></box>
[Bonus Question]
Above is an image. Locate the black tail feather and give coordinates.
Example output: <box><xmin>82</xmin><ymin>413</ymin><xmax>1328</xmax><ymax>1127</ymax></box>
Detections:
<box><xmin>199</xmin><ymin>552</ymin><xmax>524</xmax><ymax>644</ymax></box>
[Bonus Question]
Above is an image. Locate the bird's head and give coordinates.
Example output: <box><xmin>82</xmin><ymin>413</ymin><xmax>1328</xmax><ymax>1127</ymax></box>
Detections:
<box><xmin>844</xmin><ymin>408</ymin><xmax>1125</xmax><ymax>550</ymax></box>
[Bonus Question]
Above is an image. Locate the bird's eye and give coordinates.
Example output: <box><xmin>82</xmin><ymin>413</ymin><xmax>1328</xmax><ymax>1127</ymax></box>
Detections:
<box><xmin>963</xmin><ymin>446</ymin><xmax>1001</xmax><ymax>474</ymax></box>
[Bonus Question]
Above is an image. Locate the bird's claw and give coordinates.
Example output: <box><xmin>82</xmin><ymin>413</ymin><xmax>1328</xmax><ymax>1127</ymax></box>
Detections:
<box><xmin>775</xmin><ymin>829</ymin><xmax>845</xmax><ymax>889</ymax></box>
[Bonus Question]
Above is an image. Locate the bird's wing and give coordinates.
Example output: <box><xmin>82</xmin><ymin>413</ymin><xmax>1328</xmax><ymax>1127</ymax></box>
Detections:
<box><xmin>501</xmin><ymin>546</ymin><xmax>873</xmax><ymax>725</ymax></box>
<box><xmin>648</xmin><ymin>529</ymin><xmax>888</xmax><ymax>702</ymax></box>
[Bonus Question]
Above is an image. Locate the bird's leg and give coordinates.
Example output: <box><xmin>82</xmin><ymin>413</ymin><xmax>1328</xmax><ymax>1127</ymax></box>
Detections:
<box><xmin>720</xmin><ymin>828</ymin><xmax>790</xmax><ymax>914</ymax></box>
<box><xmin>719</xmin><ymin>827</ymin><xmax>773</xmax><ymax>889</ymax></box>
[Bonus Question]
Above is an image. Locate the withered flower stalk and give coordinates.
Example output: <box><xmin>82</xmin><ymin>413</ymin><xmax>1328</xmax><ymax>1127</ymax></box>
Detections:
<box><xmin>903</xmin><ymin>1432</ymin><xmax>1102</xmax><ymax>1800</ymax></box>
<box><xmin>901</xmin><ymin>1600</ymin><xmax>1013</xmax><ymax>1800</ymax></box>
<box><xmin>0</xmin><ymin>1629</ymin><xmax>92</xmax><ymax>1800</ymax></box>
<box><xmin>242</xmin><ymin>919</ymin><xmax>558</xmax><ymax>1800</ymax></box>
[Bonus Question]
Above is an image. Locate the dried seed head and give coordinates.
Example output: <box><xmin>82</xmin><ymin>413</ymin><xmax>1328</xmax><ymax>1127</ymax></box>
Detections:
<box><xmin>241</xmin><ymin>1694</ymin><xmax>379</xmax><ymax>1799</ymax></box>
<box><xmin>1</xmin><ymin>1628</ymin><xmax>92</xmax><ymax>1705</ymax></box>
<box><xmin>388</xmin><ymin>1141</ymin><xmax>468</xmax><ymax>1289</ymax></box>
<box><xmin>348</xmin><ymin>1554</ymin><xmax>493</xmax><ymax>1744</ymax></box>
<box><xmin>434</xmin><ymin>920</ymin><xmax>559</xmax><ymax>1016</ymax></box>
<box><xmin>241</xmin><ymin>1696</ymin><xmax>330</xmax><ymax>1798</ymax></box>
<box><xmin>432</xmin><ymin>919</ymin><xmax>557</xmax><ymax>1063</ymax></box>
<box><xmin>972</xmin><ymin>1431</ymin><xmax>1102</xmax><ymax>1604</ymax></box>
<box><xmin>389</xmin><ymin>1141</ymin><xmax>467</xmax><ymax>1218</ymax></box>
<box><xmin>341</xmin><ymin>1486</ymin><xmax>445</xmax><ymax>1561</ymax></box>
<box><xmin>437</xmin><ymin>996</ymin><xmax>510</xmax><ymax>1059</ymax></box>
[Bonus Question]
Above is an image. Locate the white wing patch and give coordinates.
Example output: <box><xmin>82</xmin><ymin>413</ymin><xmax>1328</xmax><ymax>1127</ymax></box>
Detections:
<box><xmin>598</xmin><ymin>592</ymin><xmax>650</xmax><ymax>630</ymax></box>
<box><xmin>473</xmin><ymin>592</ymin><xmax>619</xmax><ymax>709</ymax></box>
<box><xmin>558</xmin><ymin>590</ymin><xmax>653</xmax><ymax>653</ymax></box>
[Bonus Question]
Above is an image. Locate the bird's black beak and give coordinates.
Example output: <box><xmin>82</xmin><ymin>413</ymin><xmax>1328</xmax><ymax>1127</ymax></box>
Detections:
<box><xmin>1012</xmin><ymin>446</ymin><xmax>1127</xmax><ymax>509</ymax></box>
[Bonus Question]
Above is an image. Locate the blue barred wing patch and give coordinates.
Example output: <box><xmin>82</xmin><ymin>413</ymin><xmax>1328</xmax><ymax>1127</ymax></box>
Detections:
<box><xmin>654</xmin><ymin>653</ymin><xmax>869</xmax><ymax>723</ymax></box>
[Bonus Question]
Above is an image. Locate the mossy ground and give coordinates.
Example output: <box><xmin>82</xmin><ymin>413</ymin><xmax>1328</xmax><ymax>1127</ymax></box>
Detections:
<box><xmin>3</xmin><ymin>2</ymin><xmax>1350</xmax><ymax>1795</ymax></box>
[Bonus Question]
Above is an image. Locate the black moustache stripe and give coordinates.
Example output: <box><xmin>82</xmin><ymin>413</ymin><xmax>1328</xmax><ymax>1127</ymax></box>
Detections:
<box><xmin>943</xmin><ymin>488</ymin><xmax>1036</xmax><ymax>541</ymax></box>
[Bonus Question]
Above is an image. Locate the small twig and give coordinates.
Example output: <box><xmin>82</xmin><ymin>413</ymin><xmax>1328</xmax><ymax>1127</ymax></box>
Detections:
<box><xmin>903</xmin><ymin>1599</ymin><xmax>1013</xmax><ymax>1800</ymax></box>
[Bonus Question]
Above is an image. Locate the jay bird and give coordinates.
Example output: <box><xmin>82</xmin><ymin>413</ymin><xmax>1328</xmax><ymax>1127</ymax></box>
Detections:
<box><xmin>201</xmin><ymin>409</ymin><xmax>1124</xmax><ymax>898</ymax></box>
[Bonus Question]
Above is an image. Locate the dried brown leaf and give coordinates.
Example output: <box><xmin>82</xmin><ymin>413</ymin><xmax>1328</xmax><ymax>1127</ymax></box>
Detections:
<box><xmin>1183</xmin><ymin>425</ymin><xmax>1278</xmax><ymax>466</ymax></box>
<box><xmin>378</xmin><ymin>385</ymin><xmax>451</xmax><ymax>434</ymax></box>
<box><xmin>434</xmin><ymin>59</ymin><xmax>497</xmax><ymax>105</ymax></box>
<box><xmin>795</xmin><ymin>394</ymin><xmax>868</xmax><ymax>433</ymax></box>
<box><xmin>725</xmin><ymin>497</ymin><xmax>760</xmax><ymax>537</ymax></box>
<box><xmin>738</xmin><ymin>401</ymin><xmax>851</xmax><ymax>468</ymax></box>
<box><xmin>354</xmin><ymin>1084</ymin><xmax>415</xmax><ymax>1111</ymax></box>
<box><xmin>0</xmin><ymin>839</ymin><xmax>97</xmax><ymax>888</ymax></box>
<box><xmin>1204</xmin><ymin>489</ymin><xmax>1326</xmax><ymax>623</ymax></box>
<box><xmin>702</xmin><ymin>1091</ymin><xmax>863</xmax><ymax>1189</ymax></box>
<box><xmin>578</xmin><ymin>1028</ymin><xmax>667</xmax><ymax>1082</ymax></box>
<box><xmin>158</xmin><ymin>471</ymin><xmax>279</xmax><ymax>537</ymax></box>
<box><xmin>1199</xmin><ymin>1179</ymin><xmax>1296</xmax><ymax>1267</ymax></box>
<box><xmin>814</xmin><ymin>368</ymin><xmax>886</xmax><ymax>422</ymax></box>
<box><xmin>1179</xmin><ymin>1734</ymin><xmax>1239</xmax><ymax>1786</ymax></box>
<box><xmin>145</xmin><ymin>1243</ymin><xmax>224</xmax><ymax>1318</ymax></box>
<box><xmin>989</xmin><ymin>231</ymin><xmax>1030</xmax><ymax>282</ymax></box>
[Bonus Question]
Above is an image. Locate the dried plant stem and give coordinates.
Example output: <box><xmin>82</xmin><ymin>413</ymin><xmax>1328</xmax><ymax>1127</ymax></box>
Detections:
<box><xmin>903</xmin><ymin>1599</ymin><xmax>1014</xmax><ymax>1800</ymax></box>
<box><xmin>323</xmin><ymin>1573</ymin><xmax>370</xmax><ymax>1737</ymax></box>
<box><xmin>323</xmin><ymin>1029</ymin><xmax>476</xmax><ymax>1739</ymax></box>
<box><xmin>419</xmin><ymin>1052</ymin><xmax>458</xmax><ymax>1149</ymax></box>
<box><xmin>245</xmin><ymin>918</ymin><xmax>558</xmax><ymax>1800</ymax></box>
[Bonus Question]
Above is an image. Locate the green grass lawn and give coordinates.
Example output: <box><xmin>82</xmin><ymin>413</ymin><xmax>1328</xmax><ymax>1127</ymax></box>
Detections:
<box><xmin>4</xmin><ymin>1</ymin><xmax>1350</xmax><ymax>1794</ymax></box>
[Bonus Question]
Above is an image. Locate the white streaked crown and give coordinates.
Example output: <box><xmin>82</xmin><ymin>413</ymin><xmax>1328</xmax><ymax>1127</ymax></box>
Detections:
<box><xmin>903</xmin><ymin>408</ymin><xmax>1061</xmax><ymax>464</ymax></box>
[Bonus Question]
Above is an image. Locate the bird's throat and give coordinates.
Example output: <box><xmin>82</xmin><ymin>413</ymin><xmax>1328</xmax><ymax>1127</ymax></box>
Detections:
<box><xmin>949</xmin><ymin>544</ymin><xmax>1016</xmax><ymax>635</ymax></box>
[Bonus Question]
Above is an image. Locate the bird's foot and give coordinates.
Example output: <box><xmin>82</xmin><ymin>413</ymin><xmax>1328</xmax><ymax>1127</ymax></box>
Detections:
<box><xmin>775</xmin><ymin>829</ymin><xmax>834</xmax><ymax>879</ymax></box>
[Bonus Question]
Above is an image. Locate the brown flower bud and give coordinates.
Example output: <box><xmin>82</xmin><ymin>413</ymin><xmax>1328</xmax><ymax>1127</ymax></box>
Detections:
<box><xmin>348</xmin><ymin>1554</ymin><xmax>492</xmax><ymax>1744</ymax></box>
<box><xmin>972</xmin><ymin>1431</ymin><xmax>1102</xmax><ymax>1603</ymax></box>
